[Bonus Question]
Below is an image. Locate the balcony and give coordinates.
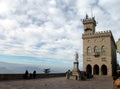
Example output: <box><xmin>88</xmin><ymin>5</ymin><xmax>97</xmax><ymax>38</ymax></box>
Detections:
<box><xmin>93</xmin><ymin>52</ymin><xmax>100</xmax><ymax>57</ymax></box>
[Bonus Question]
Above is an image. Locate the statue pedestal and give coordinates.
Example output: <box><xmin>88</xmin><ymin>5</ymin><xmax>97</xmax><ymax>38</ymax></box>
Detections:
<box><xmin>66</xmin><ymin>52</ymin><xmax>81</xmax><ymax>80</ymax></box>
<box><xmin>72</xmin><ymin>62</ymin><xmax>80</xmax><ymax>75</ymax></box>
<box><xmin>71</xmin><ymin>62</ymin><xmax>81</xmax><ymax>80</ymax></box>
<box><xmin>66</xmin><ymin>62</ymin><xmax>81</xmax><ymax>80</ymax></box>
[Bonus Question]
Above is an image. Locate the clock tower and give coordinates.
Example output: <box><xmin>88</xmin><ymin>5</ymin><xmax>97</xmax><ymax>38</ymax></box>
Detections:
<box><xmin>83</xmin><ymin>14</ymin><xmax>96</xmax><ymax>34</ymax></box>
<box><xmin>82</xmin><ymin>15</ymin><xmax>117</xmax><ymax>76</ymax></box>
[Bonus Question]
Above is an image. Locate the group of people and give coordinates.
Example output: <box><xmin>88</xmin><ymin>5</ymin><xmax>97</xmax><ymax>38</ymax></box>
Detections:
<box><xmin>24</xmin><ymin>70</ymin><xmax>36</xmax><ymax>79</ymax></box>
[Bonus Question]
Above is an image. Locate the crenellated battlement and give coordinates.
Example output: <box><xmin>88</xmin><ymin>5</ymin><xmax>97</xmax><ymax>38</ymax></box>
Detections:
<box><xmin>83</xmin><ymin>17</ymin><xmax>96</xmax><ymax>26</ymax></box>
<box><xmin>83</xmin><ymin>17</ymin><xmax>95</xmax><ymax>22</ymax></box>
<box><xmin>95</xmin><ymin>30</ymin><xmax>111</xmax><ymax>34</ymax></box>
<box><xmin>82</xmin><ymin>30</ymin><xmax>112</xmax><ymax>38</ymax></box>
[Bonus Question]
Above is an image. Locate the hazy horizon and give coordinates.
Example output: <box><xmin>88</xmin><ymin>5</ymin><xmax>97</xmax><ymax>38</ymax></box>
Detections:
<box><xmin>0</xmin><ymin>0</ymin><xmax>120</xmax><ymax>73</ymax></box>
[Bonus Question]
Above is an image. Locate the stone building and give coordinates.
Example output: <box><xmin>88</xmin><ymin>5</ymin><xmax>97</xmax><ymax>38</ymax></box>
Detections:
<box><xmin>82</xmin><ymin>15</ymin><xmax>117</xmax><ymax>76</ymax></box>
<box><xmin>116</xmin><ymin>39</ymin><xmax>120</xmax><ymax>53</ymax></box>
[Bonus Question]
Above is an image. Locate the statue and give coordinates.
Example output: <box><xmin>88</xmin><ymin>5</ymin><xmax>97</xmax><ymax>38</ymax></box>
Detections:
<box><xmin>66</xmin><ymin>51</ymin><xmax>81</xmax><ymax>80</ymax></box>
<box><xmin>75</xmin><ymin>51</ymin><xmax>79</xmax><ymax>62</ymax></box>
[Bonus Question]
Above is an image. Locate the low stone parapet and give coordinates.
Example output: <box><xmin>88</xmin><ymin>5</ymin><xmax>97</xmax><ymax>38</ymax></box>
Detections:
<box><xmin>0</xmin><ymin>73</ymin><xmax>66</xmax><ymax>80</ymax></box>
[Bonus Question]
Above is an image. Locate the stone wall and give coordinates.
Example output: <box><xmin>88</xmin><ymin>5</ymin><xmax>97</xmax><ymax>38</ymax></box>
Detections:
<box><xmin>0</xmin><ymin>73</ymin><xmax>66</xmax><ymax>80</ymax></box>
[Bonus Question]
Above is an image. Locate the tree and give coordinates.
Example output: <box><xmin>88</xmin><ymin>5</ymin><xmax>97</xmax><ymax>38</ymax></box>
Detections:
<box><xmin>43</xmin><ymin>68</ymin><xmax>50</xmax><ymax>74</ymax></box>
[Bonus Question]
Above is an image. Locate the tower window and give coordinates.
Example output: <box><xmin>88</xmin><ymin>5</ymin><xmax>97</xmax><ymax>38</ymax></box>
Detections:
<box><xmin>94</xmin><ymin>46</ymin><xmax>99</xmax><ymax>53</ymax></box>
<box><xmin>87</xmin><ymin>58</ymin><xmax>91</xmax><ymax>61</ymax></box>
<box><xmin>101</xmin><ymin>46</ymin><xmax>106</xmax><ymax>53</ymax></box>
<box><xmin>101</xmin><ymin>58</ymin><xmax>106</xmax><ymax>62</ymax></box>
<box><xmin>87</xmin><ymin>47</ymin><xmax>91</xmax><ymax>55</ymax></box>
<box><xmin>85</xmin><ymin>28</ymin><xmax>92</xmax><ymax>33</ymax></box>
<box><xmin>86</xmin><ymin>29</ymin><xmax>91</xmax><ymax>32</ymax></box>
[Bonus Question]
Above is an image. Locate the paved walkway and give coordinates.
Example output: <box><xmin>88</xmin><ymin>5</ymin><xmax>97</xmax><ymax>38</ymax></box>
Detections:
<box><xmin>0</xmin><ymin>76</ymin><xmax>113</xmax><ymax>89</ymax></box>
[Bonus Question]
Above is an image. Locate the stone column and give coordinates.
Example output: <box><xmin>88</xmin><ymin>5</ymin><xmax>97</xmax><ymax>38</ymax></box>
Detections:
<box><xmin>99</xmin><ymin>68</ymin><xmax>101</xmax><ymax>76</ymax></box>
<box><xmin>92</xmin><ymin>65</ymin><xmax>94</xmax><ymax>75</ymax></box>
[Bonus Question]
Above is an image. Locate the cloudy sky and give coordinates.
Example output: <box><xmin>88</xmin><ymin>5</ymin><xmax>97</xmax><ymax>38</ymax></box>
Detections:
<box><xmin>0</xmin><ymin>0</ymin><xmax>120</xmax><ymax>72</ymax></box>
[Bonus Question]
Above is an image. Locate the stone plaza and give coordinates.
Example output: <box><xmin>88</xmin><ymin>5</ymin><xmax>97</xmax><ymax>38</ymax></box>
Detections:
<box><xmin>0</xmin><ymin>76</ymin><xmax>113</xmax><ymax>89</ymax></box>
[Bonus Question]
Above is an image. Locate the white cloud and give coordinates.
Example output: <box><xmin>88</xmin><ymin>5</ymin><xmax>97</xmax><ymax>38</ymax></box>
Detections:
<box><xmin>0</xmin><ymin>0</ymin><xmax>119</xmax><ymax>67</ymax></box>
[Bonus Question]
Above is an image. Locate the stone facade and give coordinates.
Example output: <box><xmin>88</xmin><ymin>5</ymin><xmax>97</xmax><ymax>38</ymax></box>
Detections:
<box><xmin>116</xmin><ymin>39</ymin><xmax>120</xmax><ymax>53</ymax></box>
<box><xmin>82</xmin><ymin>15</ymin><xmax>117</xmax><ymax>76</ymax></box>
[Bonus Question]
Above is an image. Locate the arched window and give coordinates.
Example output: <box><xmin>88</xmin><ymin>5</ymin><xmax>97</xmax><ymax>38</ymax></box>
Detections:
<box><xmin>94</xmin><ymin>46</ymin><xmax>98</xmax><ymax>53</ymax></box>
<box><xmin>85</xmin><ymin>28</ymin><xmax>92</xmax><ymax>33</ymax></box>
<box><xmin>101</xmin><ymin>46</ymin><xmax>106</xmax><ymax>53</ymax></box>
<box><xmin>85</xmin><ymin>28</ymin><xmax>92</xmax><ymax>32</ymax></box>
<box><xmin>87</xmin><ymin>47</ymin><xmax>91</xmax><ymax>55</ymax></box>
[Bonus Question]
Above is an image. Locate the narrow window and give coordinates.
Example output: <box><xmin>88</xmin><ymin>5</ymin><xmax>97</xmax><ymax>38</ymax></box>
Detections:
<box><xmin>101</xmin><ymin>58</ymin><xmax>106</xmax><ymax>62</ymax></box>
<box><xmin>94</xmin><ymin>46</ymin><xmax>98</xmax><ymax>53</ymax></box>
<box><xmin>87</xmin><ymin>47</ymin><xmax>91</xmax><ymax>55</ymax></box>
<box><xmin>101</xmin><ymin>46</ymin><xmax>106</xmax><ymax>53</ymax></box>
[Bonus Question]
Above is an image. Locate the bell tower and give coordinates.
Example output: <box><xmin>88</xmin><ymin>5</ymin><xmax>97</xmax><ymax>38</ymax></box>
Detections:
<box><xmin>82</xmin><ymin>15</ymin><xmax>117</xmax><ymax>76</ymax></box>
<box><xmin>82</xmin><ymin>14</ymin><xmax>96</xmax><ymax>34</ymax></box>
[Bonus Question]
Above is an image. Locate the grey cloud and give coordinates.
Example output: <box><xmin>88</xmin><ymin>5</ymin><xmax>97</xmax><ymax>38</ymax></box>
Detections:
<box><xmin>0</xmin><ymin>0</ymin><xmax>119</xmax><ymax>62</ymax></box>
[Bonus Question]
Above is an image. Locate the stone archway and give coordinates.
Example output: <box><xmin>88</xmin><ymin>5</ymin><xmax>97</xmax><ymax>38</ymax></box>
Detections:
<box><xmin>101</xmin><ymin>65</ymin><xmax>107</xmax><ymax>75</ymax></box>
<box><xmin>93</xmin><ymin>64</ymin><xmax>99</xmax><ymax>75</ymax></box>
<box><xmin>86</xmin><ymin>64</ymin><xmax>92</xmax><ymax>75</ymax></box>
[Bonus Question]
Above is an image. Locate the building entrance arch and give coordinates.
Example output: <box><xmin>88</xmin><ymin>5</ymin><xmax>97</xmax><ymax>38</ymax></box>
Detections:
<box><xmin>93</xmin><ymin>64</ymin><xmax>99</xmax><ymax>75</ymax></box>
<box><xmin>86</xmin><ymin>64</ymin><xmax>92</xmax><ymax>75</ymax></box>
<box><xmin>101</xmin><ymin>65</ymin><xmax>107</xmax><ymax>75</ymax></box>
